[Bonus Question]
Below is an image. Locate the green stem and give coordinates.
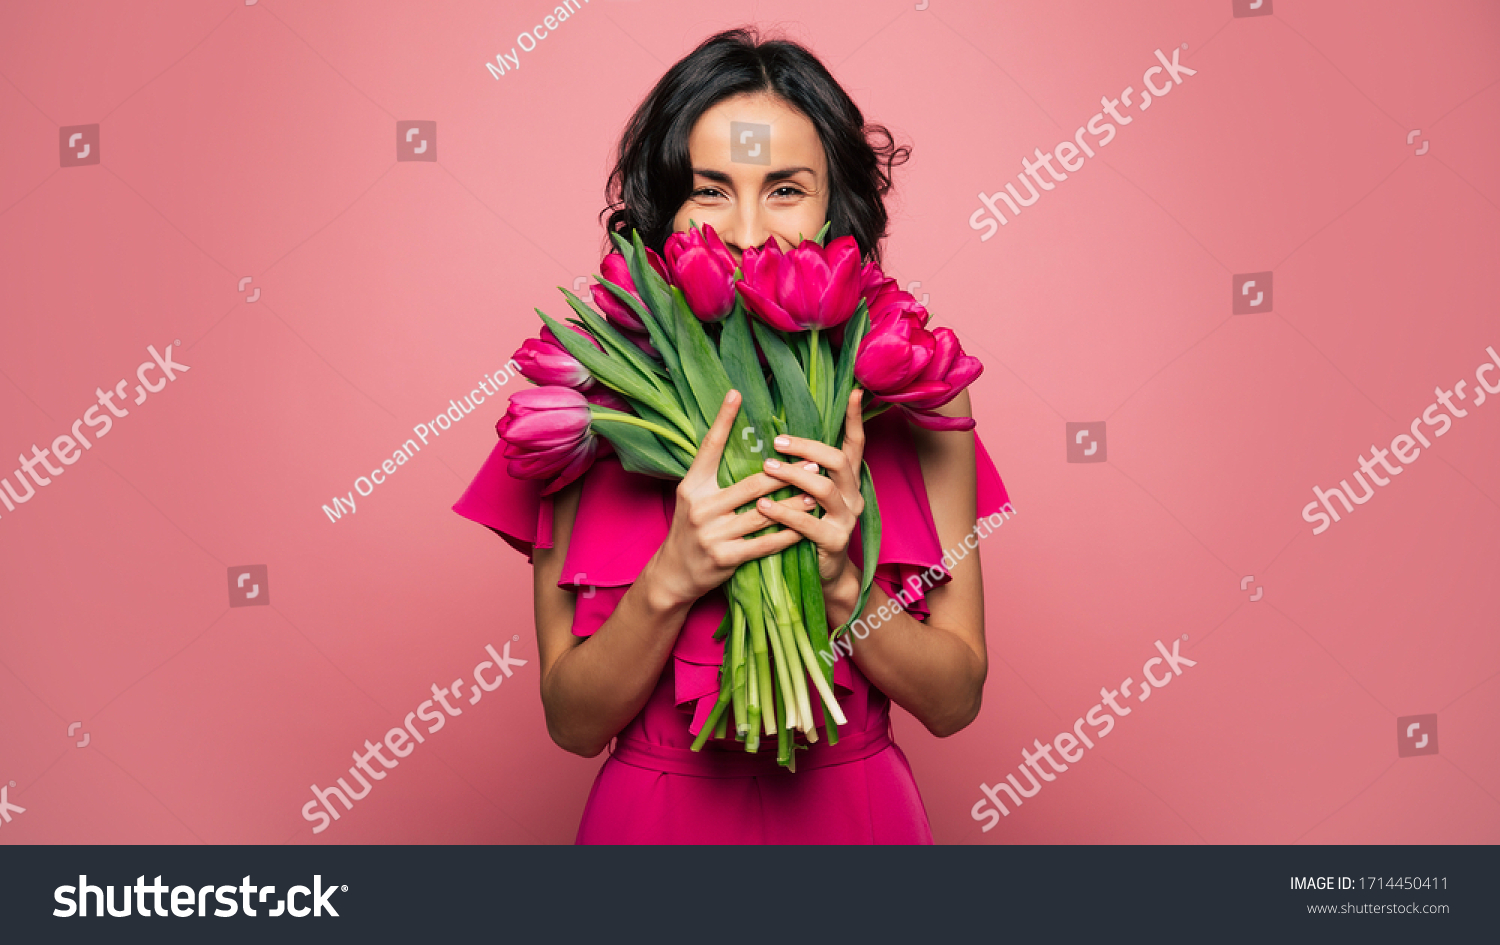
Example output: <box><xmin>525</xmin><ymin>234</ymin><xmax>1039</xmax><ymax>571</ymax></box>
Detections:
<box><xmin>793</xmin><ymin>616</ymin><xmax>847</xmax><ymax>727</ymax></box>
<box><xmin>654</xmin><ymin>398</ymin><xmax>701</xmax><ymax>443</ymax></box>
<box><xmin>753</xmin><ymin>614</ymin><xmax>776</xmax><ymax>738</ymax></box>
<box><xmin>761</xmin><ymin>557</ymin><xmax>814</xmax><ymax>735</ymax></box>
<box><xmin>730</xmin><ymin>600</ymin><xmax>747</xmax><ymax>737</ymax></box>
<box><xmin>589</xmin><ymin>411</ymin><xmax>698</xmax><ymax>456</ymax></box>
<box><xmin>776</xmin><ymin>681</ymin><xmax>792</xmax><ymax>767</ymax></box>
<box><xmin>807</xmin><ymin>327</ymin><xmax>821</xmax><ymax>400</ymax></box>
<box><xmin>745</xmin><ymin>650</ymin><xmax>761</xmax><ymax>753</ymax></box>
<box><xmin>757</xmin><ymin>565</ymin><xmax>800</xmax><ymax>734</ymax></box>
<box><xmin>690</xmin><ymin>670</ymin><xmax>733</xmax><ymax>752</ymax></box>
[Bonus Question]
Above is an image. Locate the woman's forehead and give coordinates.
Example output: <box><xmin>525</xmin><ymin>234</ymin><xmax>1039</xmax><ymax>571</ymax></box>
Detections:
<box><xmin>689</xmin><ymin>94</ymin><xmax>825</xmax><ymax>173</ymax></box>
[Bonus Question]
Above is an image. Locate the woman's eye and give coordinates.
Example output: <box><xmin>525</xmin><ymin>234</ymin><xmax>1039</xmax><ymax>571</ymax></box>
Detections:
<box><xmin>693</xmin><ymin>188</ymin><xmax>723</xmax><ymax>199</ymax></box>
<box><xmin>772</xmin><ymin>186</ymin><xmax>804</xmax><ymax>198</ymax></box>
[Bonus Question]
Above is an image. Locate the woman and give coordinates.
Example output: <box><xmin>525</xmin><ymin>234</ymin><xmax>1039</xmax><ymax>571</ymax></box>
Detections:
<box><xmin>454</xmin><ymin>27</ymin><xmax>1010</xmax><ymax>843</ymax></box>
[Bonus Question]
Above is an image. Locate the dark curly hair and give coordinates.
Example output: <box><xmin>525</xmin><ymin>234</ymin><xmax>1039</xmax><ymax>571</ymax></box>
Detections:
<box><xmin>601</xmin><ymin>26</ymin><xmax>910</xmax><ymax>265</ymax></box>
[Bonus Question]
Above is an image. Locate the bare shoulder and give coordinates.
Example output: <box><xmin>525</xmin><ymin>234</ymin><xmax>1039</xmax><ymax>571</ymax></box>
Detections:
<box><xmin>911</xmin><ymin>390</ymin><xmax>978</xmax><ymax>510</ymax></box>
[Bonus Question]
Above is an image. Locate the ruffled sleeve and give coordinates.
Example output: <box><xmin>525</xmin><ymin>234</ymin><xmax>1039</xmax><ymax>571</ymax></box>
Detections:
<box><xmin>451</xmin><ymin>437</ymin><xmax>554</xmax><ymax>560</ymax></box>
<box><xmin>851</xmin><ymin>411</ymin><xmax>1011</xmax><ymax>622</ymax></box>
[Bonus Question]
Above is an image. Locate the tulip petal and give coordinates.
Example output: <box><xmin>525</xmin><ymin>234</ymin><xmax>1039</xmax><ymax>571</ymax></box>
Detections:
<box><xmin>902</xmin><ymin>407</ymin><xmax>976</xmax><ymax>431</ymax></box>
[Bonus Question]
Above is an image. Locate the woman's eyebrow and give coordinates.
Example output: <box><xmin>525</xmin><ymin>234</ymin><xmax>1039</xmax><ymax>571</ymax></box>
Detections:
<box><xmin>691</xmin><ymin>166</ymin><xmax>818</xmax><ymax>185</ymax></box>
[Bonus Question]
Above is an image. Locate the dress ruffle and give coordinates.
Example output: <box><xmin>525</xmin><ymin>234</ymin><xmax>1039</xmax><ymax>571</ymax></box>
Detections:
<box><xmin>452</xmin><ymin>410</ymin><xmax>1011</xmax><ymax>729</ymax></box>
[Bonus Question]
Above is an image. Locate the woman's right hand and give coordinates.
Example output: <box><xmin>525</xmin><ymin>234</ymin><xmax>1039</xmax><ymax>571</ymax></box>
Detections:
<box><xmin>639</xmin><ymin>389</ymin><xmax>810</xmax><ymax>610</ymax></box>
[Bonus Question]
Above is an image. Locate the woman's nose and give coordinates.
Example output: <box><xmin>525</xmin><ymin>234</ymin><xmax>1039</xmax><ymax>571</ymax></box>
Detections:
<box><xmin>724</xmin><ymin>207</ymin><xmax>768</xmax><ymax>260</ymax></box>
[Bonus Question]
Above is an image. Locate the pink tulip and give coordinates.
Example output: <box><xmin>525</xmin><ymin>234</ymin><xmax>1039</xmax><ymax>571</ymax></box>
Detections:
<box><xmin>833</xmin><ymin>265</ymin><xmax>930</xmax><ymax>347</ymax></box>
<box><xmin>663</xmin><ymin>223</ymin><xmax>738</xmax><ymax>321</ymax></box>
<box><xmin>862</xmin><ymin>274</ymin><xmax>929</xmax><ymax>330</ymax></box>
<box><xmin>590</xmin><ymin>248</ymin><xmax>668</xmax><ymax>333</ymax></box>
<box><xmin>512</xmin><ymin>326</ymin><xmax>597</xmax><ymax>391</ymax></box>
<box><xmin>855</xmin><ymin>319</ymin><xmax>982</xmax><ymax>432</ymax></box>
<box><xmin>737</xmin><ymin>234</ymin><xmax>863</xmax><ymax>332</ymax></box>
<box><xmin>497</xmin><ymin>387</ymin><xmax>598</xmax><ymax>494</ymax></box>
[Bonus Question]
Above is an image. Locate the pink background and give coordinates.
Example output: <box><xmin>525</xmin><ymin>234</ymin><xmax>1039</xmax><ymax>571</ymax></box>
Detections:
<box><xmin>1</xmin><ymin>0</ymin><xmax>1497</xmax><ymax>844</ymax></box>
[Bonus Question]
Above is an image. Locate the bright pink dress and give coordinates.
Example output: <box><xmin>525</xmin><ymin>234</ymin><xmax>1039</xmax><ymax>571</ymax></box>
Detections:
<box><xmin>453</xmin><ymin>410</ymin><xmax>1010</xmax><ymax>844</ymax></box>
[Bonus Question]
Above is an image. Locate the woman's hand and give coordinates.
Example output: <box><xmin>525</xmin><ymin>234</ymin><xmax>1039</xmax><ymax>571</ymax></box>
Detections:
<box><xmin>639</xmin><ymin>389</ymin><xmax>810</xmax><ymax>610</ymax></box>
<box><xmin>754</xmin><ymin>389</ymin><xmax>867</xmax><ymax>616</ymax></box>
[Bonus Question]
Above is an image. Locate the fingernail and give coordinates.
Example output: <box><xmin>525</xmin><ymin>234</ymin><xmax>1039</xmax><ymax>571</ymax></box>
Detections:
<box><xmin>773</xmin><ymin>436</ymin><xmax>789</xmax><ymax>448</ymax></box>
<box><xmin>803</xmin><ymin>462</ymin><xmax>818</xmax><ymax>472</ymax></box>
<box><xmin>803</xmin><ymin>495</ymin><xmax>816</xmax><ymax>506</ymax></box>
<box><xmin>764</xmin><ymin>458</ymin><xmax>781</xmax><ymax>470</ymax></box>
<box><xmin>758</xmin><ymin>497</ymin><xmax>772</xmax><ymax>508</ymax></box>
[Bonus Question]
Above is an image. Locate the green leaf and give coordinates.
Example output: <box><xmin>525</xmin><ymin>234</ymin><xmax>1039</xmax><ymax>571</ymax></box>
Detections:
<box><xmin>631</xmin><ymin>400</ymin><xmax>693</xmax><ymax>466</ymax></box>
<box><xmin>609</xmin><ymin>231</ymin><xmax>705</xmax><ymax>436</ymax></box>
<box><xmin>625</xmin><ymin>230</ymin><xmax>677</xmax><ymax>338</ymax></box>
<box><xmin>797</xmin><ymin>539</ymin><xmax>835</xmax><ymax>688</ymax></box>
<box><xmin>668</xmin><ymin>286</ymin><xmax>763</xmax><ymax>484</ymax></box>
<box><xmin>668</xmin><ymin>287</ymin><xmax>732</xmax><ymax>423</ymax></box>
<box><xmin>824</xmin><ymin>302</ymin><xmax>869</xmax><ymax>444</ymax></box>
<box><xmin>559</xmin><ymin>287</ymin><xmax>672</xmax><ymax>390</ymax></box>
<box><xmin>534</xmin><ymin>309</ymin><xmax>673</xmax><ymax>418</ymax></box>
<box><xmin>835</xmin><ymin>461</ymin><xmax>881</xmax><ymax>640</ymax></box>
<box><xmin>816</xmin><ymin>328</ymin><xmax>837</xmax><ymax>428</ymax></box>
<box><xmin>812</xmin><ymin>221</ymin><xmax>832</xmax><ymax>246</ymax></box>
<box><xmin>750</xmin><ymin>320</ymin><xmax>821</xmax><ymax>440</ymax></box>
<box><xmin>588</xmin><ymin>408</ymin><xmax>690</xmax><ymax>479</ymax></box>
<box><xmin>718</xmin><ymin>306</ymin><xmax>776</xmax><ymax>427</ymax></box>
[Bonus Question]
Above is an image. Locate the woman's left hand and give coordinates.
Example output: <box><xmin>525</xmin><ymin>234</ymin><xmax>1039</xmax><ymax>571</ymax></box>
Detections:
<box><xmin>755</xmin><ymin>389</ymin><xmax>866</xmax><ymax>591</ymax></box>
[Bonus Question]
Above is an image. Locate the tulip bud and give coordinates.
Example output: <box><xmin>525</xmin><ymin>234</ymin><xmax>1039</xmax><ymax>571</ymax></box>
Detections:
<box><xmin>591</xmin><ymin>248</ymin><xmax>667</xmax><ymax>333</ymax></box>
<box><xmin>512</xmin><ymin>326</ymin><xmax>597</xmax><ymax>391</ymax></box>
<box><xmin>663</xmin><ymin>223</ymin><xmax>738</xmax><ymax>322</ymax></box>
<box><xmin>497</xmin><ymin>387</ymin><xmax>599</xmax><ymax>494</ymax></box>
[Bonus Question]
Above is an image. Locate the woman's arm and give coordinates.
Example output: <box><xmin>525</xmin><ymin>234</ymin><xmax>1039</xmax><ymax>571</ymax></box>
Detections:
<box><xmin>844</xmin><ymin>390</ymin><xmax>986</xmax><ymax>736</ymax></box>
<box><xmin>531</xmin><ymin>480</ymin><xmax>694</xmax><ymax>758</ymax></box>
<box><xmin>763</xmin><ymin>390</ymin><xmax>987</xmax><ymax>737</ymax></box>
<box><xmin>531</xmin><ymin>391</ymin><xmax>806</xmax><ymax>758</ymax></box>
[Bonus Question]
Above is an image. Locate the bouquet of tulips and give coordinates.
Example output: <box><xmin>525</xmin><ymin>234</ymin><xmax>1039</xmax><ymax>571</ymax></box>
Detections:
<box><xmin>498</xmin><ymin>222</ymin><xmax>982</xmax><ymax>769</ymax></box>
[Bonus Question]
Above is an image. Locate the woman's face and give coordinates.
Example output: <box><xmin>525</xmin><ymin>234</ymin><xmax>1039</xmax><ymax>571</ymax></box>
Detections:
<box><xmin>672</xmin><ymin>92</ymin><xmax>830</xmax><ymax>263</ymax></box>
